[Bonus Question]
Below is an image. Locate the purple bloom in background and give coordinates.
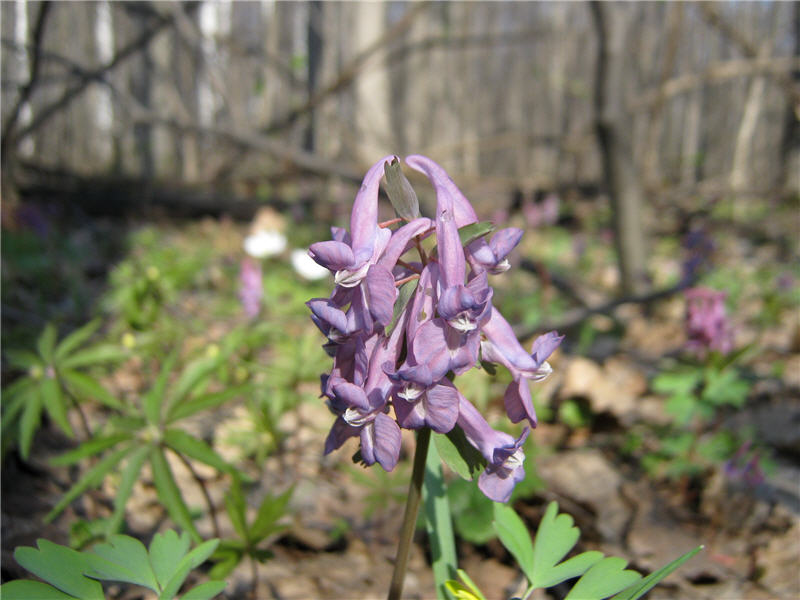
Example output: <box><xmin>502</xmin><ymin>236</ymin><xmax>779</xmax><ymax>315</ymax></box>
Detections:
<box><xmin>685</xmin><ymin>286</ymin><xmax>733</xmax><ymax>356</ymax></box>
<box><xmin>308</xmin><ymin>155</ymin><xmax>560</xmax><ymax>502</ymax></box>
<box><xmin>724</xmin><ymin>442</ymin><xmax>765</xmax><ymax>487</ymax></box>
<box><xmin>239</xmin><ymin>257</ymin><xmax>262</xmax><ymax>318</ymax></box>
<box><xmin>681</xmin><ymin>227</ymin><xmax>715</xmax><ymax>283</ymax></box>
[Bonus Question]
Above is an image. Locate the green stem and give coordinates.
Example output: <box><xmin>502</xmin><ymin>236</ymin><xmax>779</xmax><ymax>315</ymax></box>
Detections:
<box><xmin>388</xmin><ymin>427</ymin><xmax>431</xmax><ymax>600</ymax></box>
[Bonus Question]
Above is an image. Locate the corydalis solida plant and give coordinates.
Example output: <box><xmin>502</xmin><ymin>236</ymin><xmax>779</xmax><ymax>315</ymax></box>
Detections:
<box><xmin>307</xmin><ymin>155</ymin><xmax>562</xmax><ymax>504</ymax></box>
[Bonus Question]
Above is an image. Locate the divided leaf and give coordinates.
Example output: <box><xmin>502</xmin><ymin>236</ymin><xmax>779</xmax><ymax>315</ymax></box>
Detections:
<box><xmin>149</xmin><ymin>530</ymin><xmax>192</xmax><ymax>589</ymax></box>
<box><xmin>492</xmin><ymin>503</ymin><xmax>536</xmax><ymax>584</ymax></box>
<box><xmin>84</xmin><ymin>535</ymin><xmax>159</xmax><ymax>592</ymax></box>
<box><xmin>13</xmin><ymin>539</ymin><xmax>103</xmax><ymax>600</ymax></box>
<box><xmin>530</xmin><ymin>502</ymin><xmax>602</xmax><ymax>589</ymax></box>
<box><xmin>564</xmin><ymin>557</ymin><xmax>641</xmax><ymax>600</ymax></box>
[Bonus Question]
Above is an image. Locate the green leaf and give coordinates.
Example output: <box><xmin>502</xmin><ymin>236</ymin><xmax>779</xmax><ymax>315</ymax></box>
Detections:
<box><xmin>564</xmin><ymin>557</ymin><xmax>641</xmax><ymax>600</ymax></box>
<box><xmin>180</xmin><ymin>580</ymin><xmax>227</xmax><ymax>600</ymax></box>
<box><xmin>163</xmin><ymin>428</ymin><xmax>238</xmax><ymax>476</ymax></box>
<box><xmin>107</xmin><ymin>445</ymin><xmax>152</xmax><ymax>536</ymax></box>
<box><xmin>250</xmin><ymin>486</ymin><xmax>293</xmax><ymax>542</ymax></box>
<box><xmin>51</xmin><ymin>433</ymin><xmax>131</xmax><ymax>466</ymax></box>
<box><xmin>167</xmin><ymin>385</ymin><xmax>250</xmax><ymax>423</ymax></box>
<box><xmin>167</xmin><ymin>355</ymin><xmax>222</xmax><ymax>414</ymax></box>
<box><xmin>609</xmin><ymin>546</ymin><xmax>703</xmax><ymax>600</ymax></box>
<box><xmin>434</xmin><ymin>427</ymin><xmax>486</xmax><ymax>480</ymax></box>
<box><xmin>61</xmin><ymin>370</ymin><xmax>125</xmax><ymax>411</ymax></box>
<box><xmin>701</xmin><ymin>369</ymin><xmax>748</xmax><ymax>408</ymax></box>
<box><xmin>55</xmin><ymin>319</ymin><xmax>102</xmax><ymax>361</ymax></box>
<box><xmin>447</xmin><ymin>478</ymin><xmax>495</xmax><ymax>544</ymax></box>
<box><xmin>84</xmin><ymin>535</ymin><xmax>159</xmax><ymax>592</ymax></box>
<box><xmin>664</xmin><ymin>394</ymin><xmax>697</xmax><ymax>426</ymax></box>
<box><xmin>37</xmin><ymin>323</ymin><xmax>58</xmax><ymax>363</ymax></box>
<box><xmin>223</xmin><ymin>479</ymin><xmax>247</xmax><ymax>540</ymax></box>
<box><xmin>5</xmin><ymin>350</ymin><xmax>42</xmax><ymax>370</ymax></box>
<box><xmin>208</xmin><ymin>548</ymin><xmax>242</xmax><ymax>580</ymax></box>
<box><xmin>493</xmin><ymin>503</ymin><xmax>536</xmax><ymax>584</ymax></box>
<box><xmin>18</xmin><ymin>389</ymin><xmax>43</xmax><ymax>460</ymax></box>
<box><xmin>386</xmin><ymin>279</ymin><xmax>418</xmax><ymax>337</ymax></box>
<box><xmin>1</xmin><ymin>388</ymin><xmax>28</xmax><ymax>437</ymax></box>
<box><xmin>0</xmin><ymin>579</ymin><xmax>78</xmax><ymax>600</ymax></box>
<box><xmin>59</xmin><ymin>344</ymin><xmax>128</xmax><ymax>369</ymax></box>
<box><xmin>423</xmin><ymin>440</ymin><xmax>458</xmax><ymax>600</ymax></box>
<box><xmin>150</xmin><ymin>448</ymin><xmax>201</xmax><ymax>543</ymax></box>
<box><xmin>652</xmin><ymin>370</ymin><xmax>701</xmax><ymax>396</ymax></box>
<box><xmin>158</xmin><ymin>539</ymin><xmax>220</xmax><ymax>600</ymax></box>
<box><xmin>149</xmin><ymin>530</ymin><xmax>192</xmax><ymax>589</ymax></box>
<box><xmin>40</xmin><ymin>376</ymin><xmax>73</xmax><ymax>437</ymax></box>
<box><xmin>144</xmin><ymin>350</ymin><xmax>180</xmax><ymax>425</ymax></box>
<box><xmin>14</xmin><ymin>539</ymin><xmax>104</xmax><ymax>599</ymax></box>
<box><xmin>458</xmin><ymin>222</ymin><xmax>495</xmax><ymax>247</ymax></box>
<box><xmin>529</xmin><ymin>502</ymin><xmax>603</xmax><ymax>588</ymax></box>
<box><xmin>384</xmin><ymin>156</ymin><xmax>421</xmax><ymax>221</ymax></box>
<box><xmin>46</xmin><ymin>446</ymin><xmax>132</xmax><ymax>522</ymax></box>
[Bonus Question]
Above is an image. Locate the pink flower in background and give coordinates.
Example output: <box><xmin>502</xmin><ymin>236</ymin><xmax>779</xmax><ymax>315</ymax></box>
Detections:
<box><xmin>685</xmin><ymin>286</ymin><xmax>733</xmax><ymax>356</ymax></box>
<box><xmin>239</xmin><ymin>257</ymin><xmax>263</xmax><ymax>318</ymax></box>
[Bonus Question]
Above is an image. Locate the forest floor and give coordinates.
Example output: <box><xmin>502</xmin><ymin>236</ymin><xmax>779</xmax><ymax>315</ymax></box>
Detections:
<box><xmin>2</xmin><ymin>189</ymin><xmax>799</xmax><ymax>599</ymax></box>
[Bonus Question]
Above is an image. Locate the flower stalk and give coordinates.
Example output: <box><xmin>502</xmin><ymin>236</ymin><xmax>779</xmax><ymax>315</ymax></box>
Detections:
<box><xmin>388</xmin><ymin>427</ymin><xmax>431</xmax><ymax>600</ymax></box>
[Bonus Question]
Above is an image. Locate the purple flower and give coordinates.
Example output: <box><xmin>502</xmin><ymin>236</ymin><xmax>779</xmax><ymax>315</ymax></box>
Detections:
<box><xmin>456</xmin><ymin>394</ymin><xmax>529</xmax><ymax>503</ymax></box>
<box><xmin>308</xmin><ymin>154</ymin><xmax>564</xmax><ymax>499</ymax></box>
<box><xmin>466</xmin><ymin>228</ymin><xmax>524</xmax><ymax>275</ymax></box>
<box><xmin>724</xmin><ymin>442</ymin><xmax>765</xmax><ymax>487</ymax></box>
<box><xmin>385</xmin><ymin>363</ymin><xmax>459</xmax><ymax>433</ymax></box>
<box><xmin>239</xmin><ymin>258</ymin><xmax>262</xmax><ymax>318</ymax></box>
<box><xmin>481</xmin><ymin>307</ymin><xmax>562</xmax><ymax>425</ymax></box>
<box><xmin>685</xmin><ymin>287</ymin><xmax>733</xmax><ymax>356</ymax></box>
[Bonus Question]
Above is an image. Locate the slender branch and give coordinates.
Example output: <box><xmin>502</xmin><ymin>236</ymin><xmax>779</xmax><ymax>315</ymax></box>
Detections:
<box><xmin>8</xmin><ymin>4</ymin><xmax>195</xmax><ymax>147</ymax></box>
<box><xmin>394</xmin><ymin>274</ymin><xmax>420</xmax><ymax>287</ymax></box>
<box><xmin>513</xmin><ymin>276</ymin><xmax>697</xmax><ymax>341</ymax></box>
<box><xmin>388</xmin><ymin>428</ymin><xmax>431</xmax><ymax>600</ymax></box>
<box><xmin>172</xmin><ymin>450</ymin><xmax>221</xmax><ymax>539</ymax></box>
<box><xmin>262</xmin><ymin>1</ymin><xmax>431</xmax><ymax>136</ymax></box>
<box><xmin>1</xmin><ymin>1</ymin><xmax>51</xmax><ymax>158</ymax></box>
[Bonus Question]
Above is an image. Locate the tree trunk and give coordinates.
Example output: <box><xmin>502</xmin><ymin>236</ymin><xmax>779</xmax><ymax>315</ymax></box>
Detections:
<box><xmin>590</xmin><ymin>1</ymin><xmax>648</xmax><ymax>295</ymax></box>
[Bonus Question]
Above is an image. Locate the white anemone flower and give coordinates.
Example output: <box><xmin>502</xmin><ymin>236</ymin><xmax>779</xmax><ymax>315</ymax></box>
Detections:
<box><xmin>292</xmin><ymin>249</ymin><xmax>330</xmax><ymax>280</ymax></box>
<box><xmin>243</xmin><ymin>230</ymin><xmax>287</xmax><ymax>258</ymax></box>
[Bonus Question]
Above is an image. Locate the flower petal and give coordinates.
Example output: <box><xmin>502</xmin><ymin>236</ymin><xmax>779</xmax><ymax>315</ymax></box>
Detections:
<box><xmin>372</xmin><ymin>412</ymin><xmax>401</xmax><ymax>471</ymax></box>
<box><xmin>503</xmin><ymin>379</ymin><xmax>537</xmax><ymax>427</ymax></box>
<box><xmin>365</xmin><ymin>264</ymin><xmax>396</xmax><ymax>327</ymax></box>
<box><xmin>332</xmin><ymin>381</ymin><xmax>371</xmax><ymax>412</ymax></box>
<box><xmin>308</xmin><ymin>240</ymin><xmax>355</xmax><ymax>271</ymax></box>
<box><xmin>424</xmin><ymin>381</ymin><xmax>459</xmax><ymax>433</ymax></box>
<box><xmin>324</xmin><ymin>417</ymin><xmax>358</xmax><ymax>454</ymax></box>
<box><xmin>530</xmin><ymin>331</ymin><xmax>564</xmax><ymax>366</ymax></box>
<box><xmin>489</xmin><ymin>228</ymin><xmax>524</xmax><ymax>261</ymax></box>
<box><xmin>350</xmin><ymin>156</ymin><xmax>395</xmax><ymax>260</ymax></box>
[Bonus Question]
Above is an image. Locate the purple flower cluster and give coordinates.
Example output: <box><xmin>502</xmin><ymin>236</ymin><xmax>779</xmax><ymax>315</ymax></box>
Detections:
<box><xmin>307</xmin><ymin>156</ymin><xmax>562</xmax><ymax>503</ymax></box>
<box><xmin>685</xmin><ymin>286</ymin><xmax>733</xmax><ymax>356</ymax></box>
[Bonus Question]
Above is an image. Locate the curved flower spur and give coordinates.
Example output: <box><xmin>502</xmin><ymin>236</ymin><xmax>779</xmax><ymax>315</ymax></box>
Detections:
<box><xmin>307</xmin><ymin>155</ymin><xmax>562</xmax><ymax>503</ymax></box>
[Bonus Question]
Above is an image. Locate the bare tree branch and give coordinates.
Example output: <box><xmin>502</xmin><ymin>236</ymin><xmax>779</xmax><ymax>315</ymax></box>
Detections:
<box><xmin>1</xmin><ymin>2</ymin><xmax>52</xmax><ymax>158</ymax></box>
<box><xmin>630</xmin><ymin>55</ymin><xmax>800</xmax><ymax>112</ymax></box>
<box><xmin>6</xmin><ymin>3</ymin><xmax>196</xmax><ymax>149</ymax></box>
<box><xmin>261</xmin><ymin>1</ymin><xmax>431</xmax><ymax>136</ymax></box>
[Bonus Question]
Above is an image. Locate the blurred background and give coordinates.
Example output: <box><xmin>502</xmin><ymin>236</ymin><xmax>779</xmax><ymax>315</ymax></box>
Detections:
<box><xmin>2</xmin><ymin>1</ymin><xmax>799</xmax><ymax>599</ymax></box>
